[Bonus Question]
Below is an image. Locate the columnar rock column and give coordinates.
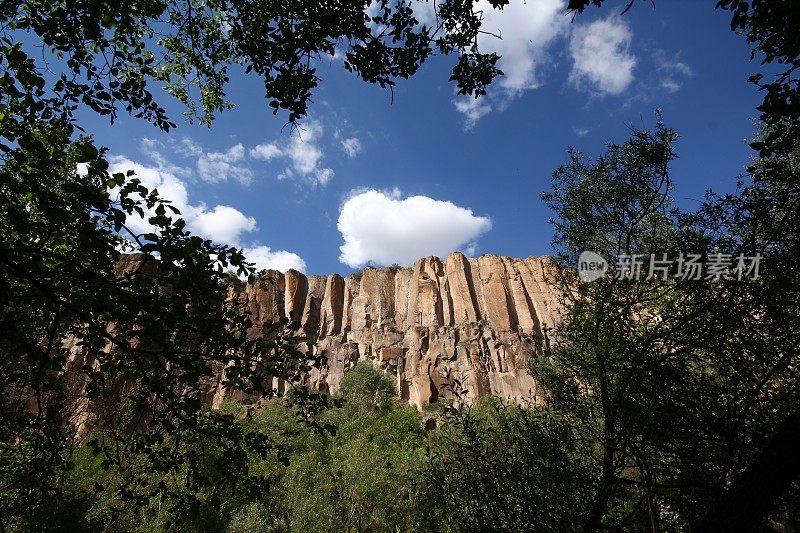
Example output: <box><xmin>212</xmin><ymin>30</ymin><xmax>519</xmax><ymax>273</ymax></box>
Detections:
<box><xmin>214</xmin><ymin>253</ymin><xmax>563</xmax><ymax>409</ymax></box>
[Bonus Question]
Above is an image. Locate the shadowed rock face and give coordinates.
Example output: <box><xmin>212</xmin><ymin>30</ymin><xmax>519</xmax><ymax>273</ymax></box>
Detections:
<box><xmin>216</xmin><ymin>252</ymin><xmax>562</xmax><ymax>409</ymax></box>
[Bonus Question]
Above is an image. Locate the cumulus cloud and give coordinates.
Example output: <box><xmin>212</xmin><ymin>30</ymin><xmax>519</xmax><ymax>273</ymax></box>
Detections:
<box><xmin>568</xmin><ymin>17</ymin><xmax>636</xmax><ymax>96</ymax></box>
<box><xmin>452</xmin><ymin>0</ymin><xmax>569</xmax><ymax>127</ymax></box>
<box><xmin>477</xmin><ymin>0</ymin><xmax>569</xmax><ymax>95</ymax></box>
<box><xmin>109</xmin><ymin>156</ymin><xmax>256</xmax><ymax>244</ymax></box>
<box><xmin>108</xmin><ymin>156</ymin><xmax>305</xmax><ymax>271</ymax></box>
<box><xmin>250</xmin><ymin>121</ymin><xmax>334</xmax><ymax>187</ymax></box>
<box><xmin>341</xmin><ymin>137</ymin><xmax>362</xmax><ymax>158</ymax></box>
<box><xmin>337</xmin><ymin>189</ymin><xmax>492</xmax><ymax>267</ymax></box>
<box><xmin>192</xmin><ymin>205</ymin><xmax>257</xmax><ymax>244</ymax></box>
<box><xmin>140</xmin><ymin>137</ymin><xmax>255</xmax><ymax>185</ymax></box>
<box><xmin>197</xmin><ymin>143</ymin><xmax>254</xmax><ymax>185</ymax></box>
<box><xmin>573</xmin><ymin>127</ymin><xmax>590</xmax><ymax>136</ymax></box>
<box><xmin>243</xmin><ymin>245</ymin><xmax>307</xmax><ymax>273</ymax></box>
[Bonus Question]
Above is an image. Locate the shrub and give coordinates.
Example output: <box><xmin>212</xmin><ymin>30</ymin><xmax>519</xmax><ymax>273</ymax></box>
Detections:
<box><xmin>364</xmin><ymin>407</ymin><xmax>424</xmax><ymax>448</ymax></box>
<box><xmin>418</xmin><ymin>401</ymin><xmax>592</xmax><ymax>532</ymax></box>
<box><xmin>339</xmin><ymin>361</ymin><xmax>395</xmax><ymax>404</ymax></box>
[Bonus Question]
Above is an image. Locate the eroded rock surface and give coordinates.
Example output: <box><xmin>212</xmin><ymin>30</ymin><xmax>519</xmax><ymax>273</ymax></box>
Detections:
<box><xmin>215</xmin><ymin>253</ymin><xmax>562</xmax><ymax>408</ymax></box>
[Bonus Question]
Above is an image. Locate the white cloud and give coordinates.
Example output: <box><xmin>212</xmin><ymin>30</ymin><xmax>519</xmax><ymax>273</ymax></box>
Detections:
<box><xmin>341</xmin><ymin>137</ymin><xmax>362</xmax><ymax>158</ymax></box>
<box><xmin>655</xmin><ymin>52</ymin><xmax>692</xmax><ymax>77</ymax></box>
<box><xmin>140</xmin><ymin>138</ymin><xmax>168</xmax><ymax>166</ymax></box>
<box><xmin>568</xmin><ymin>17</ymin><xmax>636</xmax><ymax>96</ymax></box>
<box><xmin>250</xmin><ymin>121</ymin><xmax>334</xmax><ymax>187</ymax></box>
<box><xmin>452</xmin><ymin>0</ymin><xmax>569</xmax><ymax>127</ymax></box>
<box><xmin>243</xmin><ymin>245</ymin><xmax>307</xmax><ymax>273</ymax></box>
<box><xmin>197</xmin><ymin>143</ymin><xmax>254</xmax><ymax>185</ymax></box>
<box><xmin>250</xmin><ymin>143</ymin><xmax>283</xmax><ymax>160</ymax></box>
<box><xmin>653</xmin><ymin>49</ymin><xmax>692</xmax><ymax>93</ymax></box>
<box><xmin>175</xmin><ymin>137</ymin><xmax>203</xmax><ymax>157</ymax></box>
<box><xmin>109</xmin><ymin>157</ymin><xmax>191</xmax><ymax>237</ymax></box>
<box><xmin>573</xmin><ymin>127</ymin><xmax>590</xmax><ymax>136</ymax></box>
<box><xmin>139</xmin><ymin>138</ymin><xmax>193</xmax><ymax>176</ymax></box>
<box><xmin>192</xmin><ymin>205</ymin><xmax>257</xmax><ymax>244</ymax></box>
<box><xmin>660</xmin><ymin>79</ymin><xmax>681</xmax><ymax>93</ymax></box>
<box><xmin>337</xmin><ymin>189</ymin><xmax>492</xmax><ymax>267</ymax></box>
<box><xmin>107</xmin><ymin>156</ymin><xmax>305</xmax><ymax>271</ymax></box>
<box><xmin>315</xmin><ymin>167</ymin><xmax>334</xmax><ymax>186</ymax></box>
<box><xmin>109</xmin><ymin>156</ymin><xmax>255</xmax><ymax>244</ymax></box>
<box><xmin>140</xmin><ymin>137</ymin><xmax>257</xmax><ymax>185</ymax></box>
<box><xmin>454</xmin><ymin>97</ymin><xmax>493</xmax><ymax>130</ymax></box>
<box><xmin>476</xmin><ymin>0</ymin><xmax>569</xmax><ymax>96</ymax></box>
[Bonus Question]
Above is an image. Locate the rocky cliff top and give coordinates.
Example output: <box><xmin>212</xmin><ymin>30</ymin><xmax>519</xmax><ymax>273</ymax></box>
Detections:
<box><xmin>216</xmin><ymin>252</ymin><xmax>563</xmax><ymax>408</ymax></box>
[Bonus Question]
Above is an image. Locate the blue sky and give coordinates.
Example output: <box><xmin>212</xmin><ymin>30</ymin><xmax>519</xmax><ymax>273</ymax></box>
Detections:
<box><xmin>83</xmin><ymin>0</ymin><xmax>763</xmax><ymax>275</ymax></box>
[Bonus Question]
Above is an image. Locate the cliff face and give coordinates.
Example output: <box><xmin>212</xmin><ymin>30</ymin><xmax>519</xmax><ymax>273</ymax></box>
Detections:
<box><xmin>216</xmin><ymin>253</ymin><xmax>562</xmax><ymax>409</ymax></box>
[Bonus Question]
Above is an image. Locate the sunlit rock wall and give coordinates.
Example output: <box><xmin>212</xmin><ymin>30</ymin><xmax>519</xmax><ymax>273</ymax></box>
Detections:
<box><xmin>215</xmin><ymin>252</ymin><xmax>562</xmax><ymax>408</ymax></box>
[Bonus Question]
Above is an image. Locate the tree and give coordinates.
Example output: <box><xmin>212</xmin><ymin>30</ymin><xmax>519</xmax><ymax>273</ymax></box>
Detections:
<box><xmin>550</xmin><ymin>1</ymin><xmax>800</xmax><ymax>528</ymax></box>
<box><xmin>683</xmin><ymin>124</ymin><xmax>800</xmax><ymax>532</ymax></box>
<box><xmin>419</xmin><ymin>396</ymin><xmax>592</xmax><ymax>532</ymax></box>
<box><xmin>0</xmin><ymin>121</ymin><xmax>329</xmax><ymax>527</ymax></box>
<box><xmin>539</xmin><ymin>118</ymin><xmax>683</xmax><ymax>530</ymax></box>
<box><xmin>535</xmin><ymin>115</ymin><xmax>800</xmax><ymax>530</ymax></box>
<box><xmin>416</xmin><ymin>116</ymin><xmax>799</xmax><ymax>532</ymax></box>
<box><xmin>338</xmin><ymin>360</ymin><xmax>397</xmax><ymax>414</ymax></box>
<box><xmin>3</xmin><ymin>0</ymin><xmax>509</xmax><ymax>131</ymax></box>
<box><xmin>0</xmin><ymin>0</ymin><xmax>520</xmax><ymax>526</ymax></box>
<box><xmin>248</xmin><ymin>365</ymin><xmax>424</xmax><ymax>533</ymax></box>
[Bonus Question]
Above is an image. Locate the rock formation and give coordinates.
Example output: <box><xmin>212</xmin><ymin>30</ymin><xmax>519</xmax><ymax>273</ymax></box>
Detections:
<box><xmin>215</xmin><ymin>252</ymin><xmax>562</xmax><ymax>409</ymax></box>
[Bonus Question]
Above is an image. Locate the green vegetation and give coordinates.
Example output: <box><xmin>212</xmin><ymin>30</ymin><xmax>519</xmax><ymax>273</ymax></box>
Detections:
<box><xmin>44</xmin><ymin>363</ymin><xmax>427</xmax><ymax>532</ymax></box>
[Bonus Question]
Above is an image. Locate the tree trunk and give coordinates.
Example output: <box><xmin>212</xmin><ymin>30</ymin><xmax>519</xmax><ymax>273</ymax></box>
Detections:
<box><xmin>692</xmin><ymin>407</ymin><xmax>800</xmax><ymax>532</ymax></box>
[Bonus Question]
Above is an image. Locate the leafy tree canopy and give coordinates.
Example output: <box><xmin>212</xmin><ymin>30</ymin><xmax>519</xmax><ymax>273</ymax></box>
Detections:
<box><xmin>2</xmin><ymin>0</ymin><xmax>511</xmax><ymax>133</ymax></box>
